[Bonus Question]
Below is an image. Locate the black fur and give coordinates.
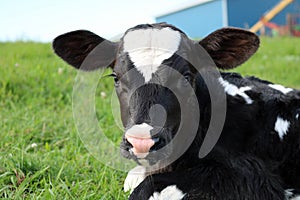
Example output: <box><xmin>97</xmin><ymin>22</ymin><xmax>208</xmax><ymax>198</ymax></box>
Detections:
<box><xmin>52</xmin><ymin>23</ymin><xmax>300</xmax><ymax>200</ymax></box>
<box><xmin>130</xmin><ymin>150</ymin><xmax>285</xmax><ymax>200</ymax></box>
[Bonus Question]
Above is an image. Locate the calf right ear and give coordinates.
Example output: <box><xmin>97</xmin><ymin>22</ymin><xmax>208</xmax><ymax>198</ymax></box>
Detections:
<box><xmin>53</xmin><ymin>30</ymin><xmax>118</xmax><ymax>70</ymax></box>
<box><xmin>199</xmin><ymin>28</ymin><xmax>260</xmax><ymax>70</ymax></box>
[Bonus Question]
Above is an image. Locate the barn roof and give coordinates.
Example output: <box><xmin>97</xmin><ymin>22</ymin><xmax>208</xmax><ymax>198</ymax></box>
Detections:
<box><xmin>156</xmin><ymin>0</ymin><xmax>215</xmax><ymax>18</ymax></box>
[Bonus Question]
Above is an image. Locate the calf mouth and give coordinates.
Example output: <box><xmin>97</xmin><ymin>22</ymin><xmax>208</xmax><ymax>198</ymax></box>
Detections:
<box><xmin>120</xmin><ymin>127</ymin><xmax>173</xmax><ymax>165</ymax></box>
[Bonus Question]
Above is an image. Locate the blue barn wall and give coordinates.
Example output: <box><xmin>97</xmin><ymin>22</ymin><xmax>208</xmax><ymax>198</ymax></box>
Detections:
<box><xmin>228</xmin><ymin>0</ymin><xmax>300</xmax><ymax>28</ymax></box>
<box><xmin>227</xmin><ymin>0</ymin><xmax>278</xmax><ymax>28</ymax></box>
<box><xmin>156</xmin><ymin>0</ymin><xmax>300</xmax><ymax>38</ymax></box>
<box><xmin>156</xmin><ymin>0</ymin><xmax>224</xmax><ymax>38</ymax></box>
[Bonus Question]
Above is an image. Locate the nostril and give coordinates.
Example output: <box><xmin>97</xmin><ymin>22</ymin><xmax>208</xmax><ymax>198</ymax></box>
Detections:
<box><xmin>125</xmin><ymin>139</ymin><xmax>133</xmax><ymax>148</ymax></box>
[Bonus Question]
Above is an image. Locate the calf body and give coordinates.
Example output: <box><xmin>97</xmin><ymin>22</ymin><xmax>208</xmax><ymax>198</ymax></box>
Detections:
<box><xmin>53</xmin><ymin>23</ymin><xmax>300</xmax><ymax>199</ymax></box>
<box><xmin>125</xmin><ymin>71</ymin><xmax>300</xmax><ymax>199</ymax></box>
<box><xmin>130</xmin><ymin>151</ymin><xmax>285</xmax><ymax>200</ymax></box>
<box><xmin>203</xmin><ymin>72</ymin><xmax>300</xmax><ymax>191</ymax></box>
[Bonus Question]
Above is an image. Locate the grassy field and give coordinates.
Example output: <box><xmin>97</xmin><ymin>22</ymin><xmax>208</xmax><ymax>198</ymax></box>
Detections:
<box><xmin>233</xmin><ymin>37</ymin><xmax>300</xmax><ymax>88</ymax></box>
<box><xmin>0</xmin><ymin>37</ymin><xmax>299</xmax><ymax>199</ymax></box>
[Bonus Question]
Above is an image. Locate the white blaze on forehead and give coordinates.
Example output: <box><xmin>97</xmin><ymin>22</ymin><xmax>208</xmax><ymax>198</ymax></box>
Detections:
<box><xmin>218</xmin><ymin>77</ymin><xmax>253</xmax><ymax>104</ymax></box>
<box><xmin>274</xmin><ymin>116</ymin><xmax>290</xmax><ymax>140</ymax></box>
<box><xmin>149</xmin><ymin>185</ymin><xmax>186</xmax><ymax>200</ymax></box>
<box><xmin>123</xmin><ymin>27</ymin><xmax>181</xmax><ymax>82</ymax></box>
<box><xmin>269</xmin><ymin>84</ymin><xmax>293</xmax><ymax>94</ymax></box>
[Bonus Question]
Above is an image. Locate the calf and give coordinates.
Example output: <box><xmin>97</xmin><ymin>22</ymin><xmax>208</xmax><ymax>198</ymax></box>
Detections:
<box><xmin>53</xmin><ymin>23</ymin><xmax>300</xmax><ymax>199</ymax></box>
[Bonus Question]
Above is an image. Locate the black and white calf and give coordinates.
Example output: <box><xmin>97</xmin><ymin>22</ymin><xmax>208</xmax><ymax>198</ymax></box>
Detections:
<box><xmin>53</xmin><ymin>23</ymin><xmax>300</xmax><ymax>200</ymax></box>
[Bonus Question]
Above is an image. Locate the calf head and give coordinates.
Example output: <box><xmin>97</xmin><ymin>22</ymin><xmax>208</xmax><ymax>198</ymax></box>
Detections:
<box><xmin>53</xmin><ymin>23</ymin><xmax>259</xmax><ymax>166</ymax></box>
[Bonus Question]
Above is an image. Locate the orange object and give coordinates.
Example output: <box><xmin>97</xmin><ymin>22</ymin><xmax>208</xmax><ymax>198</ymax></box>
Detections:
<box><xmin>250</xmin><ymin>0</ymin><xmax>294</xmax><ymax>33</ymax></box>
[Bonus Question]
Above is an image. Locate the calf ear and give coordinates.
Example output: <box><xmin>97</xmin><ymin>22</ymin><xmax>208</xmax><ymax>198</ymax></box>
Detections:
<box><xmin>53</xmin><ymin>30</ymin><xmax>118</xmax><ymax>70</ymax></box>
<box><xmin>199</xmin><ymin>28</ymin><xmax>259</xmax><ymax>70</ymax></box>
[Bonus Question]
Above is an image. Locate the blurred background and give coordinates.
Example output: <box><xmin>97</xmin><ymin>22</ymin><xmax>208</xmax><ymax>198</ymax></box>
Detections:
<box><xmin>1</xmin><ymin>0</ymin><xmax>300</xmax><ymax>42</ymax></box>
<box><xmin>0</xmin><ymin>0</ymin><xmax>189</xmax><ymax>42</ymax></box>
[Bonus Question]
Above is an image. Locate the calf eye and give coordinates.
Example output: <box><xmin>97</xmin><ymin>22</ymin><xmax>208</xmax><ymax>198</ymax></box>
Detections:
<box><xmin>183</xmin><ymin>73</ymin><xmax>191</xmax><ymax>87</ymax></box>
<box><xmin>111</xmin><ymin>72</ymin><xmax>120</xmax><ymax>87</ymax></box>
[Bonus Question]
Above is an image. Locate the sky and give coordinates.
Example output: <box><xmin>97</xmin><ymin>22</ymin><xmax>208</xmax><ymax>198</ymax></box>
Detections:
<box><xmin>0</xmin><ymin>0</ymin><xmax>192</xmax><ymax>42</ymax></box>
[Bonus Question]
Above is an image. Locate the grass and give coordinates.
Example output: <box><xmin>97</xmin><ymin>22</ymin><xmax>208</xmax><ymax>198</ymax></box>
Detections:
<box><xmin>233</xmin><ymin>36</ymin><xmax>300</xmax><ymax>88</ymax></box>
<box><xmin>0</xmin><ymin>42</ymin><xmax>127</xmax><ymax>199</ymax></box>
<box><xmin>0</xmin><ymin>36</ymin><xmax>299</xmax><ymax>199</ymax></box>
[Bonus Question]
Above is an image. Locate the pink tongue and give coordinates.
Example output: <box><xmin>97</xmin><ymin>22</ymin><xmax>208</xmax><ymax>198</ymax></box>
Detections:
<box><xmin>126</xmin><ymin>136</ymin><xmax>155</xmax><ymax>154</ymax></box>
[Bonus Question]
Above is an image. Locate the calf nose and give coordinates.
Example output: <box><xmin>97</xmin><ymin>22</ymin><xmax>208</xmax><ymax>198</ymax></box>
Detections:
<box><xmin>125</xmin><ymin>123</ymin><xmax>155</xmax><ymax>158</ymax></box>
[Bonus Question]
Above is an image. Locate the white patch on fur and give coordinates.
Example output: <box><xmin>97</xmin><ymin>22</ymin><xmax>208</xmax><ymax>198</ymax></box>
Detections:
<box><xmin>291</xmin><ymin>196</ymin><xmax>300</xmax><ymax>200</ymax></box>
<box><xmin>149</xmin><ymin>185</ymin><xmax>186</xmax><ymax>200</ymax></box>
<box><xmin>218</xmin><ymin>77</ymin><xmax>253</xmax><ymax>104</ymax></box>
<box><xmin>123</xmin><ymin>28</ymin><xmax>181</xmax><ymax>82</ymax></box>
<box><xmin>269</xmin><ymin>84</ymin><xmax>293</xmax><ymax>94</ymax></box>
<box><xmin>296</xmin><ymin>113</ymin><xmax>299</xmax><ymax>120</ymax></box>
<box><xmin>124</xmin><ymin>166</ymin><xmax>146</xmax><ymax>193</ymax></box>
<box><xmin>285</xmin><ymin>189</ymin><xmax>295</xmax><ymax>199</ymax></box>
<box><xmin>275</xmin><ymin>116</ymin><xmax>290</xmax><ymax>140</ymax></box>
<box><xmin>286</xmin><ymin>188</ymin><xmax>300</xmax><ymax>200</ymax></box>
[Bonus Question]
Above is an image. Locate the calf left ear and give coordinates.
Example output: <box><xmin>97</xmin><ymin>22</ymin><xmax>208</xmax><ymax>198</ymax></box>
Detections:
<box><xmin>53</xmin><ymin>30</ymin><xmax>118</xmax><ymax>70</ymax></box>
<box><xmin>199</xmin><ymin>28</ymin><xmax>260</xmax><ymax>70</ymax></box>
